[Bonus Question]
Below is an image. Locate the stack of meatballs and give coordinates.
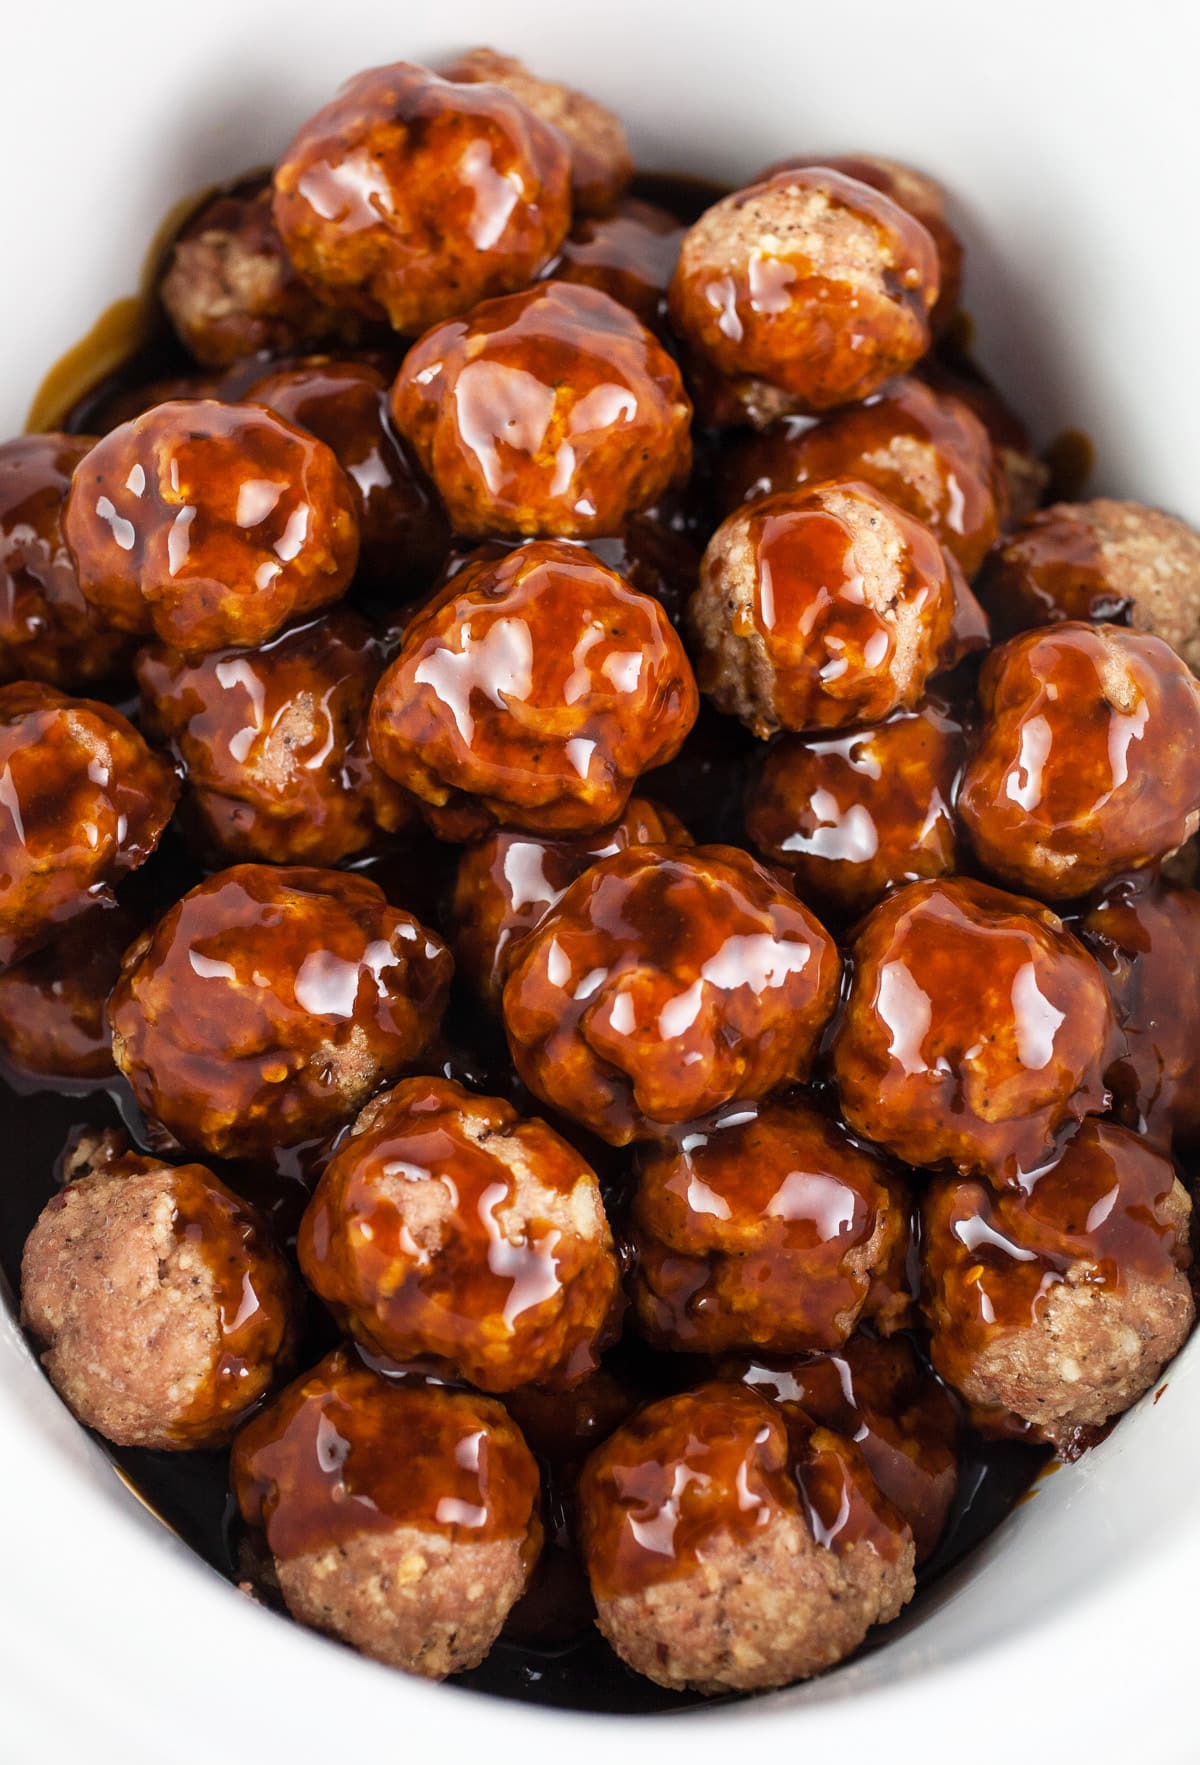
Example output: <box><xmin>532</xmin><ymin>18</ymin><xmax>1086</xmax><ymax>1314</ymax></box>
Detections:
<box><xmin>4</xmin><ymin>44</ymin><xmax>1200</xmax><ymax>1702</ymax></box>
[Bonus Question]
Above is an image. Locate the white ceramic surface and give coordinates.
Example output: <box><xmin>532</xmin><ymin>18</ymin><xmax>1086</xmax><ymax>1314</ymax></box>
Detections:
<box><xmin>1</xmin><ymin>1</ymin><xmax>1197</xmax><ymax>1758</ymax></box>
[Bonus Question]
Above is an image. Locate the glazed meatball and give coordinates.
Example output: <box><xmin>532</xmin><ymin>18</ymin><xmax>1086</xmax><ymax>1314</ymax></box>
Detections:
<box><xmin>958</xmin><ymin>623</ymin><xmax>1200</xmax><ymax>900</ymax></box>
<box><xmin>367</xmin><ymin>541</ymin><xmax>698</xmax><ymax>838</ymax></box>
<box><xmin>920</xmin><ymin>357</ymin><xmax>1049</xmax><ymax>530</ymax></box>
<box><xmin>578</xmin><ymin>1382</ymin><xmax>914</xmax><ymax>1693</ymax></box>
<box><xmin>443</xmin><ymin>48</ymin><xmax>631</xmax><ymax>215</ymax></box>
<box><xmin>20</xmin><ymin>1140</ymin><xmax>297</xmax><ymax>1449</ymax></box>
<box><xmin>629</xmin><ymin>1097</ymin><xmax>910</xmax><ymax>1354</ymax></box>
<box><xmin>136</xmin><ymin>610</ymin><xmax>415</xmax><ymax>866</ymax></box>
<box><xmin>546</xmin><ymin>199</ymin><xmax>683</xmax><ymax>328</ymax></box>
<box><xmin>0</xmin><ymin>435</ymin><xmax>135</xmax><ymax>688</ymax></box>
<box><xmin>0</xmin><ymin>903</ymin><xmax>139</xmax><ymax>1079</ymax></box>
<box><xmin>299</xmin><ymin>1075</ymin><xmax>620</xmax><ymax>1390</ymax></box>
<box><xmin>390</xmin><ymin>281</ymin><xmax>693</xmax><ymax>541</ymax></box>
<box><xmin>745</xmin><ymin>694</ymin><xmax>966</xmax><ymax>915</ymax></box>
<box><xmin>232</xmin><ymin>1350</ymin><xmax>541</xmax><ymax>1678</ymax></box>
<box><xmin>668</xmin><ymin>168</ymin><xmax>939</xmax><ymax>414</ymax></box>
<box><xmin>272</xmin><ymin>62</ymin><xmax>571</xmax><ymax>334</ymax></box>
<box><xmin>63</xmin><ymin>400</ymin><xmax>359</xmax><ymax>656</ymax></box>
<box><xmin>977</xmin><ymin>499</ymin><xmax>1200</xmax><ymax>668</ymax></box>
<box><xmin>720</xmin><ymin>377</ymin><xmax>1003</xmax><ymax>579</ymax></box>
<box><xmin>689</xmin><ymin>480</ymin><xmax>970</xmax><ymax>737</ymax></box>
<box><xmin>244</xmin><ymin>357</ymin><xmax>449</xmax><ymax>589</ymax></box>
<box><xmin>502</xmin><ymin>844</ymin><xmax>840</xmax><ymax>1145</ymax></box>
<box><xmin>109</xmin><ymin>865</ymin><xmax>451</xmax><ymax>1159</ymax></box>
<box><xmin>0</xmin><ymin>682</ymin><xmax>178</xmax><ymax>966</ymax></box>
<box><xmin>922</xmin><ymin>1121</ymin><xmax>1194</xmax><ymax>1449</ymax></box>
<box><xmin>831</xmin><ymin>877</ymin><xmax>1121</xmax><ymax>1184</ymax></box>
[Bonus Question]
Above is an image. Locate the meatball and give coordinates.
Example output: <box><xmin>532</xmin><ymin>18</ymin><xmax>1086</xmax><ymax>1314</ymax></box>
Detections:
<box><xmin>745</xmin><ymin>694</ymin><xmax>966</xmax><ymax>915</ymax></box>
<box><xmin>958</xmin><ymin>623</ymin><xmax>1200</xmax><ymax>900</ymax></box>
<box><xmin>63</xmin><ymin>400</ymin><xmax>359</xmax><ymax>657</ymax></box>
<box><xmin>0</xmin><ymin>682</ymin><xmax>178</xmax><ymax>966</ymax></box>
<box><xmin>832</xmin><ymin>877</ymin><xmax>1121</xmax><ymax>1184</ymax></box>
<box><xmin>502</xmin><ymin>843</ymin><xmax>840</xmax><ymax>1145</ymax></box>
<box><xmin>272</xmin><ymin>62</ymin><xmax>571</xmax><ymax>334</ymax></box>
<box><xmin>243</xmin><ymin>357</ymin><xmax>449</xmax><ymax>589</ymax></box>
<box><xmin>232</xmin><ymin>1349</ymin><xmax>542</xmax><ymax>1678</ymax></box>
<box><xmin>920</xmin><ymin>356</ymin><xmax>1049</xmax><ymax>530</ymax></box>
<box><xmin>108</xmin><ymin>865</ymin><xmax>451</xmax><ymax>1159</ymax></box>
<box><xmin>20</xmin><ymin>1141</ymin><xmax>297</xmax><ymax>1449</ymax></box>
<box><xmin>668</xmin><ymin>168</ymin><xmax>939</xmax><ymax>414</ymax></box>
<box><xmin>390</xmin><ymin>281</ymin><xmax>693</xmax><ymax>541</ymax></box>
<box><xmin>578</xmin><ymin>1382</ymin><xmax>914</xmax><ymax>1693</ymax></box>
<box><xmin>689</xmin><ymin>480</ymin><xmax>969</xmax><ymax>738</ymax></box>
<box><xmin>720</xmin><ymin>377</ymin><xmax>1003</xmax><ymax>579</ymax></box>
<box><xmin>546</xmin><ymin>198</ymin><xmax>683</xmax><ymax>328</ymax></box>
<box><xmin>0</xmin><ymin>434</ymin><xmax>135</xmax><ymax>688</ymax></box>
<box><xmin>629</xmin><ymin>1096</ymin><xmax>910</xmax><ymax>1354</ymax></box>
<box><xmin>442</xmin><ymin>48</ymin><xmax>631</xmax><ymax>215</ymax></box>
<box><xmin>977</xmin><ymin>499</ymin><xmax>1200</xmax><ymax>668</ymax></box>
<box><xmin>0</xmin><ymin>902</ymin><xmax>139</xmax><ymax>1079</ymax></box>
<box><xmin>136</xmin><ymin>610</ymin><xmax>415</xmax><ymax>866</ymax></box>
<box><xmin>922</xmin><ymin>1120</ymin><xmax>1194</xmax><ymax>1449</ymax></box>
<box><xmin>367</xmin><ymin>541</ymin><xmax>698</xmax><ymax>838</ymax></box>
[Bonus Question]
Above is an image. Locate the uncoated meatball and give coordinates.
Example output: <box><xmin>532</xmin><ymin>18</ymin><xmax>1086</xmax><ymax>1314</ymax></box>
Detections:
<box><xmin>136</xmin><ymin>610</ymin><xmax>415</xmax><ymax>866</ymax></box>
<box><xmin>922</xmin><ymin>1121</ymin><xmax>1194</xmax><ymax>1450</ymax></box>
<box><xmin>629</xmin><ymin>1097</ymin><xmax>910</xmax><ymax>1354</ymax></box>
<box><xmin>0</xmin><ymin>903</ymin><xmax>139</xmax><ymax>1079</ymax></box>
<box><xmin>63</xmin><ymin>400</ymin><xmax>359</xmax><ymax>657</ymax></box>
<box><xmin>668</xmin><ymin>168</ymin><xmax>939</xmax><ymax>414</ymax></box>
<box><xmin>958</xmin><ymin>623</ymin><xmax>1200</xmax><ymax>900</ymax></box>
<box><xmin>0</xmin><ymin>682</ymin><xmax>178</xmax><ymax>967</ymax></box>
<box><xmin>367</xmin><ymin>541</ymin><xmax>698</xmax><ymax>838</ymax></box>
<box><xmin>689</xmin><ymin>480</ymin><xmax>970</xmax><ymax>738</ymax></box>
<box><xmin>0</xmin><ymin>435</ymin><xmax>135</xmax><ymax>688</ymax></box>
<box><xmin>831</xmin><ymin>877</ymin><xmax>1121</xmax><ymax>1184</ymax></box>
<box><xmin>272</xmin><ymin>62</ymin><xmax>571</xmax><ymax>335</ymax></box>
<box><xmin>21</xmin><ymin>1142</ymin><xmax>297</xmax><ymax>1449</ymax></box>
<box><xmin>745</xmin><ymin>694</ymin><xmax>966</xmax><ymax>915</ymax></box>
<box><xmin>299</xmin><ymin>1075</ymin><xmax>620</xmax><ymax>1390</ymax></box>
<box><xmin>232</xmin><ymin>1350</ymin><xmax>542</xmax><ymax>1678</ymax></box>
<box><xmin>108</xmin><ymin>865</ymin><xmax>451</xmax><ymax>1159</ymax></box>
<box><xmin>578</xmin><ymin>1382</ymin><xmax>914</xmax><ymax>1693</ymax></box>
<box><xmin>390</xmin><ymin>281</ymin><xmax>693</xmax><ymax>541</ymax></box>
<box><xmin>502</xmin><ymin>844</ymin><xmax>840</xmax><ymax>1145</ymax></box>
<box><xmin>546</xmin><ymin>199</ymin><xmax>683</xmax><ymax>328</ymax></box>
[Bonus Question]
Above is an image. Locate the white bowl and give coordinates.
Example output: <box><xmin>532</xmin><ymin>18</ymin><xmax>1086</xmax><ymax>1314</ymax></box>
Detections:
<box><xmin>1</xmin><ymin>1</ymin><xmax>1197</xmax><ymax>1757</ymax></box>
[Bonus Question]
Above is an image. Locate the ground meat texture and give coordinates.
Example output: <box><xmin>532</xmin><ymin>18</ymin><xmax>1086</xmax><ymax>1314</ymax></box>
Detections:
<box><xmin>668</xmin><ymin>168</ymin><xmax>939</xmax><ymax>415</ymax></box>
<box><xmin>272</xmin><ymin>62</ymin><xmax>571</xmax><ymax>335</ymax></box>
<box><xmin>745</xmin><ymin>694</ymin><xmax>966</xmax><ymax>915</ymax></box>
<box><xmin>977</xmin><ymin>499</ymin><xmax>1200</xmax><ymax>670</ymax></box>
<box><xmin>502</xmin><ymin>843</ymin><xmax>840</xmax><ymax>1145</ymax></box>
<box><xmin>63</xmin><ymin>400</ymin><xmax>359</xmax><ymax>657</ymax></box>
<box><xmin>367</xmin><ymin>541</ymin><xmax>698</xmax><ymax>838</ymax></box>
<box><xmin>108</xmin><ymin>865</ymin><xmax>451</xmax><ymax>1160</ymax></box>
<box><xmin>578</xmin><ymin>1382</ymin><xmax>914</xmax><ymax>1694</ymax></box>
<box><xmin>831</xmin><ymin>877</ymin><xmax>1121</xmax><ymax>1185</ymax></box>
<box><xmin>689</xmin><ymin>480</ymin><xmax>969</xmax><ymax>738</ymax></box>
<box><xmin>136</xmin><ymin>610</ymin><xmax>415</xmax><ymax>866</ymax></box>
<box><xmin>0</xmin><ymin>435</ymin><xmax>136</xmax><ymax>688</ymax></box>
<box><xmin>958</xmin><ymin>623</ymin><xmax>1200</xmax><ymax>900</ymax></box>
<box><xmin>629</xmin><ymin>1097</ymin><xmax>910</xmax><ymax>1355</ymax></box>
<box><xmin>921</xmin><ymin>1121</ymin><xmax>1194</xmax><ymax>1450</ymax></box>
<box><xmin>544</xmin><ymin>199</ymin><xmax>683</xmax><ymax>328</ymax></box>
<box><xmin>0</xmin><ymin>682</ymin><xmax>178</xmax><ymax>967</ymax></box>
<box><xmin>390</xmin><ymin>281</ymin><xmax>693</xmax><ymax>541</ymax></box>
<box><xmin>232</xmin><ymin>1350</ymin><xmax>541</xmax><ymax>1678</ymax></box>
<box><xmin>442</xmin><ymin>48</ymin><xmax>632</xmax><ymax>215</ymax></box>
<box><xmin>0</xmin><ymin>902</ymin><xmax>139</xmax><ymax>1079</ymax></box>
<box><xmin>20</xmin><ymin>1147</ymin><xmax>298</xmax><ymax>1449</ymax></box>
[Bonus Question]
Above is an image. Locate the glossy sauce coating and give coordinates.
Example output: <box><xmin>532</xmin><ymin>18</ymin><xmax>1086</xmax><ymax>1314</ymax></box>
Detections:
<box><xmin>502</xmin><ymin>843</ymin><xmax>840</xmax><ymax>1144</ymax></box>
<box><xmin>0</xmin><ymin>902</ymin><xmax>139</xmax><ymax>1078</ymax></box>
<box><xmin>546</xmin><ymin>199</ymin><xmax>684</xmax><ymax>328</ymax></box>
<box><xmin>63</xmin><ymin>400</ymin><xmax>359</xmax><ymax>657</ymax></box>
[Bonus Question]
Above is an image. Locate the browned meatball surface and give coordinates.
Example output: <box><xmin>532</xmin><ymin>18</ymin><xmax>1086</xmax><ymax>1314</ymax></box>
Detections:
<box><xmin>546</xmin><ymin>199</ymin><xmax>683</xmax><ymax>328</ymax></box>
<box><xmin>502</xmin><ymin>844</ymin><xmax>840</xmax><ymax>1144</ymax></box>
<box><xmin>959</xmin><ymin>623</ymin><xmax>1200</xmax><ymax>900</ymax></box>
<box><xmin>272</xmin><ymin>62</ymin><xmax>571</xmax><ymax>334</ymax></box>
<box><xmin>832</xmin><ymin>877</ymin><xmax>1121</xmax><ymax>1184</ymax></box>
<box><xmin>390</xmin><ymin>281</ymin><xmax>693</xmax><ymax>541</ymax></box>
<box><xmin>109</xmin><ymin>865</ymin><xmax>451</xmax><ymax>1159</ymax></box>
<box><xmin>63</xmin><ymin>400</ymin><xmax>359</xmax><ymax>656</ymax></box>
<box><xmin>0</xmin><ymin>903</ymin><xmax>139</xmax><ymax>1079</ymax></box>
